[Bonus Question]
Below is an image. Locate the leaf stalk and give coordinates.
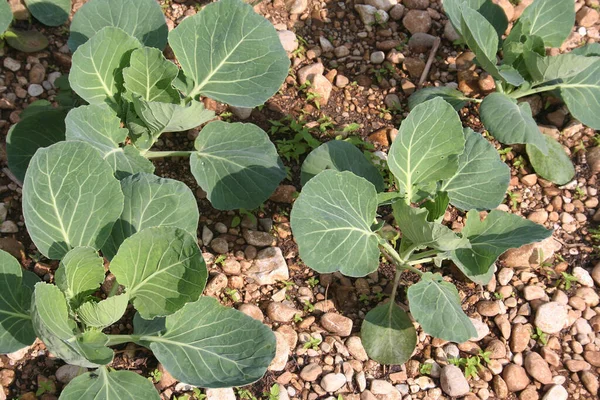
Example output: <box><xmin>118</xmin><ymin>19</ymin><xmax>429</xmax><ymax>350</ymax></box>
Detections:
<box><xmin>144</xmin><ymin>150</ymin><xmax>194</xmax><ymax>159</ymax></box>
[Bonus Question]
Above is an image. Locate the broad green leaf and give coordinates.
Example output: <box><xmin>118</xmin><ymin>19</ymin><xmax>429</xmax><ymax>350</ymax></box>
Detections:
<box><xmin>54</xmin><ymin>247</ymin><xmax>105</xmax><ymax>307</ymax></box>
<box><xmin>0</xmin><ymin>250</ymin><xmax>39</xmax><ymax>353</ymax></box>
<box><xmin>451</xmin><ymin>210</ymin><xmax>552</xmax><ymax>285</ymax></box>
<box><xmin>441</xmin><ymin>128</ymin><xmax>510</xmax><ymax>211</ymax></box>
<box><xmin>479</xmin><ymin>92</ymin><xmax>548</xmax><ymax>153</ymax></box>
<box><xmin>408</xmin><ymin>87</ymin><xmax>468</xmax><ymax>111</ymax></box>
<box><xmin>518</xmin><ymin>0</ymin><xmax>574</xmax><ymax>48</ymax></box>
<box><xmin>407</xmin><ymin>272</ymin><xmax>477</xmax><ymax>342</ymax></box>
<box><xmin>32</xmin><ymin>283</ymin><xmax>113</xmax><ymax>367</ymax></box>
<box><xmin>19</xmin><ymin>100</ymin><xmax>54</xmax><ymax>120</ymax></box>
<box><xmin>69</xmin><ymin>27</ymin><xmax>141</xmax><ymax>112</ymax></box>
<box><xmin>526</xmin><ymin>135</ymin><xmax>575</xmax><ymax>185</ymax></box>
<box><xmin>0</xmin><ymin>1</ymin><xmax>11</xmax><ymax>34</ymax></box>
<box><xmin>168</xmin><ymin>0</ymin><xmax>289</xmax><ymax>107</ymax></box>
<box><xmin>24</xmin><ymin>0</ymin><xmax>70</xmax><ymax>26</ymax></box>
<box><xmin>22</xmin><ymin>141</ymin><xmax>124</xmax><ymax>259</ymax></box>
<box><xmin>392</xmin><ymin>201</ymin><xmax>469</xmax><ymax>251</ymax></box>
<box><xmin>135</xmin><ymin>297</ymin><xmax>276</xmax><ymax>388</ymax></box>
<box><xmin>460</xmin><ymin>7</ymin><xmax>499</xmax><ymax>79</ymax></box>
<box><xmin>361</xmin><ymin>302</ymin><xmax>417</xmax><ymax>365</ymax></box>
<box><xmin>4</xmin><ymin>28</ymin><xmax>49</xmax><ymax>52</ymax></box>
<box><xmin>301</xmin><ymin>140</ymin><xmax>384</xmax><ymax>192</ymax></box>
<box><xmin>388</xmin><ymin>98</ymin><xmax>465</xmax><ymax>201</ymax></box>
<box><xmin>443</xmin><ymin>0</ymin><xmax>508</xmax><ymax>39</ymax></box>
<box><xmin>572</xmin><ymin>43</ymin><xmax>600</xmax><ymax>57</ymax></box>
<box><xmin>502</xmin><ymin>30</ymin><xmax>545</xmax><ymax>80</ymax></box>
<box><xmin>101</xmin><ymin>173</ymin><xmax>200</xmax><ymax>260</ymax></box>
<box><xmin>132</xmin><ymin>96</ymin><xmax>214</xmax><ymax>135</ymax></box>
<box><xmin>77</xmin><ymin>294</ymin><xmax>129</xmax><ymax>329</ymax></box>
<box><xmin>123</xmin><ymin>47</ymin><xmax>179</xmax><ymax>103</ymax></box>
<box><xmin>421</xmin><ymin>191</ymin><xmax>449</xmax><ymax>223</ymax></box>
<box><xmin>65</xmin><ymin>104</ymin><xmax>155</xmax><ymax>179</ymax></box>
<box><xmin>524</xmin><ymin>53</ymin><xmax>598</xmax><ymax>83</ymax></box>
<box><xmin>59</xmin><ymin>367</ymin><xmax>160</xmax><ymax>400</ymax></box>
<box><xmin>110</xmin><ymin>227</ymin><xmax>207</xmax><ymax>319</ymax></box>
<box><xmin>6</xmin><ymin>108</ymin><xmax>68</xmax><ymax>182</ymax></box>
<box><xmin>68</xmin><ymin>0</ymin><xmax>168</xmax><ymax>52</ymax></box>
<box><xmin>133</xmin><ymin>313</ymin><xmax>166</xmax><ymax>337</ymax></box>
<box><xmin>290</xmin><ymin>170</ymin><xmax>380</xmax><ymax>277</ymax></box>
<box><xmin>191</xmin><ymin>121</ymin><xmax>286</xmax><ymax>210</ymax></box>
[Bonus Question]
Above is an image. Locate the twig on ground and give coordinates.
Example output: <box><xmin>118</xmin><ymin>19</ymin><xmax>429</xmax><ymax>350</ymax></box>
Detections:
<box><xmin>418</xmin><ymin>37</ymin><xmax>441</xmax><ymax>88</ymax></box>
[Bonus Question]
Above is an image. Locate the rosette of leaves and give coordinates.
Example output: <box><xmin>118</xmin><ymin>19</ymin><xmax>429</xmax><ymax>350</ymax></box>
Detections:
<box><xmin>290</xmin><ymin>98</ymin><xmax>552</xmax><ymax>365</ymax></box>
<box><xmin>408</xmin><ymin>0</ymin><xmax>592</xmax><ymax>185</ymax></box>
<box><xmin>7</xmin><ymin>0</ymin><xmax>289</xmax><ymax>211</ymax></box>
<box><xmin>0</xmin><ymin>141</ymin><xmax>276</xmax><ymax>397</ymax></box>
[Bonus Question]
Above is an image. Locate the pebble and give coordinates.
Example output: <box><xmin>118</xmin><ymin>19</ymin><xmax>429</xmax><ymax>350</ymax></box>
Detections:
<box><xmin>440</xmin><ymin>365</ymin><xmax>469</xmax><ymax>397</ymax></box>
<box><xmin>572</xmin><ymin>267</ymin><xmax>594</xmax><ymax>287</ymax></box>
<box><xmin>321</xmin><ymin>313</ymin><xmax>353</xmax><ymax>336</ymax></box>
<box><xmin>502</xmin><ymin>363</ymin><xmax>530</xmax><ymax>392</ymax></box>
<box><xmin>584</xmin><ymin>350</ymin><xmax>600</xmax><ymax>367</ymax></box>
<box><xmin>365</xmin><ymin>0</ymin><xmax>397</xmax><ymax>11</ymax></box>
<box><xmin>202</xmin><ymin>225</ymin><xmax>213</xmax><ymax>245</ymax></box>
<box><xmin>29</xmin><ymin>63</ymin><xmax>46</xmax><ymax>84</ymax></box>
<box><xmin>278</xmin><ymin>30</ymin><xmax>298</xmax><ymax>53</ymax></box>
<box><xmin>523</xmin><ymin>285</ymin><xmax>546</xmax><ymax>300</ymax></box>
<box><xmin>580</xmin><ymin>371</ymin><xmax>599</xmax><ymax>396</ymax></box>
<box><xmin>524</xmin><ymin>352</ymin><xmax>553</xmax><ymax>384</ymax></box>
<box><xmin>268</xmin><ymin>332</ymin><xmax>290</xmax><ymax>371</ymax></box>
<box><xmin>206</xmin><ymin>388</ymin><xmax>236</xmax><ymax>400</ymax></box>
<box><xmin>300</xmin><ymin>363</ymin><xmax>322</xmax><ymax>382</ymax></box>
<box><xmin>564</xmin><ymin>359</ymin><xmax>591</xmax><ymax>372</ymax></box>
<box><xmin>27</xmin><ymin>84</ymin><xmax>44</xmax><ymax>97</ymax></box>
<box><xmin>371</xmin><ymin>379</ymin><xmax>395</xmax><ymax>394</ymax></box>
<box><xmin>510</xmin><ymin>323</ymin><xmax>531</xmax><ymax>352</ymax></box>
<box><xmin>238</xmin><ymin>303</ymin><xmax>264</xmax><ymax>321</ymax></box>
<box><xmin>389</xmin><ymin>4</ymin><xmax>405</xmax><ymax>20</ymax></box>
<box><xmin>3</xmin><ymin>57</ymin><xmax>21</xmax><ymax>72</ymax></box>
<box><xmin>402</xmin><ymin>10</ymin><xmax>432</xmax><ymax>34</ymax></box>
<box><xmin>230</xmin><ymin>106</ymin><xmax>252</xmax><ymax>120</ymax></box>
<box><xmin>346</xmin><ymin>336</ymin><xmax>368</xmax><ymax>361</ymax></box>
<box><xmin>477</xmin><ymin>300</ymin><xmax>500</xmax><ymax>316</ymax></box>
<box><xmin>355</xmin><ymin>4</ymin><xmax>378</xmax><ymax>26</ymax></box>
<box><xmin>0</xmin><ymin>221</ymin><xmax>18</xmax><ymax>233</ymax></box>
<box><xmin>204</xmin><ymin>273</ymin><xmax>228</xmax><ymax>297</ymax></box>
<box><xmin>469</xmin><ymin>318</ymin><xmax>490</xmax><ymax>341</ymax></box>
<box><xmin>575</xmin><ymin>287</ymin><xmax>599</xmax><ymax>306</ymax></box>
<box><xmin>55</xmin><ymin>365</ymin><xmax>86</xmax><ymax>384</ymax></box>
<box><xmin>541</xmin><ymin>385</ymin><xmax>567</xmax><ymax>400</ymax></box>
<box><xmin>245</xmin><ymin>247</ymin><xmax>289</xmax><ymax>285</ymax></box>
<box><xmin>297</xmin><ymin>62</ymin><xmax>324</xmax><ymax>85</ymax></box>
<box><xmin>267</xmin><ymin>302</ymin><xmax>299</xmax><ymax>323</ymax></box>
<box><xmin>320</xmin><ymin>373</ymin><xmax>346</xmax><ymax>392</ymax></box>
<box><xmin>334</xmin><ymin>45</ymin><xmax>350</xmax><ymax>58</ymax></box>
<box><xmin>335</xmin><ymin>75</ymin><xmax>349</xmax><ymax>88</ymax></box>
<box><xmin>592</xmin><ymin>262</ymin><xmax>600</xmax><ymax>286</ymax></box>
<box><xmin>408</xmin><ymin>33</ymin><xmax>437</xmax><ymax>53</ymax></box>
<box><xmin>370</xmin><ymin>51</ymin><xmax>385</xmax><ymax>64</ymax></box>
<box><xmin>309</xmin><ymin>74</ymin><xmax>333</xmax><ymax>105</ymax></box>
<box><xmin>210</xmin><ymin>237</ymin><xmax>228</xmax><ymax>254</ymax></box>
<box><xmin>289</xmin><ymin>0</ymin><xmax>307</xmax><ymax>14</ymax></box>
<box><xmin>243</xmin><ymin>229</ymin><xmax>275</xmax><ymax>247</ymax></box>
<box><xmin>535</xmin><ymin>302</ymin><xmax>568</xmax><ymax>333</ymax></box>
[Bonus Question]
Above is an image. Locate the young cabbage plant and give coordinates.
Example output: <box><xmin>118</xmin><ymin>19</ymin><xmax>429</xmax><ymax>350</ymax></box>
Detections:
<box><xmin>409</xmin><ymin>0</ymin><xmax>597</xmax><ymax>185</ymax></box>
<box><xmin>290</xmin><ymin>98</ymin><xmax>552</xmax><ymax>365</ymax></box>
<box><xmin>7</xmin><ymin>0</ymin><xmax>290</xmax><ymax>211</ymax></box>
<box><xmin>0</xmin><ymin>141</ymin><xmax>276</xmax><ymax>398</ymax></box>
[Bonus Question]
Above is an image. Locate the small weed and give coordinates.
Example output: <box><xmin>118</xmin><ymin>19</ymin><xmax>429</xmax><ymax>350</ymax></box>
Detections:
<box><xmin>574</xmin><ymin>186</ymin><xmax>586</xmax><ymax>199</ymax></box>
<box><xmin>36</xmin><ymin>380</ymin><xmax>54</xmax><ymax>397</ymax></box>
<box><xmin>281</xmin><ymin>280</ymin><xmax>294</xmax><ymax>290</ymax></box>
<box><xmin>263</xmin><ymin>384</ymin><xmax>280</xmax><ymax>400</ymax></box>
<box><xmin>224</xmin><ymin>288</ymin><xmax>240</xmax><ymax>302</ymax></box>
<box><xmin>558</xmin><ymin>272</ymin><xmax>578</xmax><ymax>290</ymax></box>
<box><xmin>307</xmin><ymin>276</ymin><xmax>319</xmax><ymax>288</ymax></box>
<box><xmin>293</xmin><ymin>313</ymin><xmax>303</xmax><ymax>323</ymax></box>
<box><xmin>497</xmin><ymin>147</ymin><xmax>512</xmax><ymax>162</ymax></box>
<box><xmin>342</xmin><ymin>123</ymin><xmax>361</xmax><ymax>134</ymax></box>
<box><xmin>419</xmin><ymin>363</ymin><xmax>433</xmax><ymax>375</ymax></box>
<box><xmin>269</xmin><ymin>116</ymin><xmax>321</xmax><ymax>162</ymax></box>
<box><xmin>359</xmin><ymin>294</ymin><xmax>370</xmax><ymax>304</ymax></box>
<box><xmin>219</xmin><ymin>111</ymin><xmax>233</xmax><ymax>122</ymax></box>
<box><xmin>303</xmin><ymin>300</ymin><xmax>315</xmax><ymax>313</ymax></box>
<box><xmin>214</xmin><ymin>254</ymin><xmax>226</xmax><ymax>266</ymax></box>
<box><xmin>531</xmin><ymin>327</ymin><xmax>548</xmax><ymax>346</ymax></box>
<box><xmin>493</xmin><ymin>292</ymin><xmax>503</xmax><ymax>300</ymax></box>
<box><xmin>149</xmin><ymin>368</ymin><xmax>162</xmax><ymax>383</ymax></box>
<box><xmin>507</xmin><ymin>191</ymin><xmax>520</xmax><ymax>210</ymax></box>
<box><xmin>236</xmin><ymin>389</ymin><xmax>257</xmax><ymax>400</ymax></box>
<box><xmin>303</xmin><ymin>336</ymin><xmax>322</xmax><ymax>350</ymax></box>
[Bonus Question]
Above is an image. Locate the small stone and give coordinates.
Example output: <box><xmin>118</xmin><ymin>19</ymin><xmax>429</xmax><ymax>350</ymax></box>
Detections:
<box><xmin>27</xmin><ymin>83</ymin><xmax>44</xmax><ymax>97</ymax></box>
<box><xmin>55</xmin><ymin>365</ymin><xmax>86</xmax><ymax>384</ymax></box>
<box><xmin>497</xmin><ymin>268</ymin><xmax>514</xmax><ymax>285</ymax></box>
<box><xmin>535</xmin><ymin>302</ymin><xmax>568</xmax><ymax>333</ymax></box>
<box><xmin>510</xmin><ymin>323</ymin><xmax>531</xmax><ymax>353</ymax></box>
<box><xmin>334</xmin><ymin>45</ymin><xmax>350</xmax><ymax>58</ymax></box>
<box><xmin>210</xmin><ymin>237</ymin><xmax>229</xmax><ymax>254</ymax></box>
<box><xmin>402</xmin><ymin>10</ymin><xmax>432</xmax><ymax>34</ymax></box>
<box><xmin>308</xmin><ymin>74</ymin><xmax>332</xmax><ymax>106</ymax></box>
<box><xmin>469</xmin><ymin>318</ymin><xmax>490</xmax><ymax>341</ymax></box>
<box><xmin>238</xmin><ymin>303</ymin><xmax>264</xmax><ymax>321</ymax></box>
<box><xmin>485</xmin><ymin>339</ymin><xmax>506</xmax><ymax>359</ymax></box>
<box><xmin>268</xmin><ymin>331</ymin><xmax>290</xmax><ymax>371</ymax></box>
<box><xmin>527</xmin><ymin>210</ymin><xmax>548</xmax><ymax>225</ymax></box>
<box><xmin>206</xmin><ymin>388</ymin><xmax>236</xmax><ymax>400</ymax></box>
<box><xmin>384</xmin><ymin>93</ymin><xmax>400</xmax><ymax>109</ymax></box>
<box><xmin>319</xmin><ymin>36</ymin><xmax>334</xmax><ymax>52</ymax></box>
<box><xmin>3</xmin><ymin>57</ymin><xmax>21</xmax><ymax>72</ymax></box>
<box><xmin>403</xmin><ymin>57</ymin><xmax>426</xmax><ymax>78</ymax></box>
<box><xmin>320</xmin><ymin>373</ymin><xmax>346</xmax><ymax>392</ymax></box>
<box><xmin>289</xmin><ymin>0</ymin><xmax>308</xmax><ymax>14</ymax></box>
<box><xmin>300</xmin><ymin>363</ymin><xmax>322</xmax><ymax>382</ymax></box>
<box><xmin>477</xmin><ymin>300</ymin><xmax>500</xmax><ymax>317</ymax></box>
<box><xmin>204</xmin><ymin>273</ymin><xmax>228</xmax><ymax>297</ymax></box>
<box><xmin>576</xmin><ymin>7</ymin><xmax>599</xmax><ymax>28</ymax></box>
<box><xmin>440</xmin><ymin>365</ymin><xmax>469</xmax><ymax>397</ymax></box>
<box><xmin>230</xmin><ymin>106</ymin><xmax>252</xmax><ymax>120</ymax></box>
<box><xmin>297</xmin><ymin>62</ymin><xmax>324</xmax><ymax>85</ymax></box>
<box><xmin>524</xmin><ymin>352</ymin><xmax>553</xmax><ymax>384</ymax></box>
<box><xmin>500</xmin><ymin>237</ymin><xmax>561</xmax><ymax>267</ymax></box>
<box><xmin>346</xmin><ymin>336</ymin><xmax>368</xmax><ymax>361</ymax></box>
<box><xmin>573</xmin><ymin>267</ymin><xmax>594</xmax><ymax>287</ymax></box>
<box><xmin>0</xmin><ymin>369</ymin><xmax>15</xmax><ymax>388</ymax></box>
<box><xmin>201</xmin><ymin>226</ymin><xmax>213</xmax><ymax>245</ymax></box>
<box><xmin>580</xmin><ymin>371</ymin><xmax>599</xmax><ymax>396</ymax></box>
<box><xmin>523</xmin><ymin>285</ymin><xmax>546</xmax><ymax>300</ymax></box>
<box><xmin>444</xmin><ymin>21</ymin><xmax>460</xmax><ymax>41</ymax></box>
<box><xmin>387</xmin><ymin>48</ymin><xmax>405</xmax><ymax>64</ymax></box>
<box><xmin>370</xmin><ymin>51</ymin><xmax>385</xmax><ymax>64</ymax></box>
<box><xmin>541</xmin><ymin>385</ymin><xmax>567</xmax><ymax>400</ymax></box>
<box><xmin>593</xmin><ymin>262</ymin><xmax>600</xmax><ymax>286</ymax></box>
<box><xmin>564</xmin><ymin>359</ymin><xmax>590</xmax><ymax>372</ymax></box>
<box><xmin>405</xmin><ymin>0</ymin><xmax>429</xmax><ymax>10</ymax></box>
<box><xmin>584</xmin><ymin>351</ymin><xmax>600</xmax><ymax>367</ymax></box>
<box><xmin>588</xmin><ymin>147</ymin><xmax>600</xmax><ymax>174</ymax></box>
<box><xmin>321</xmin><ymin>313</ymin><xmax>353</xmax><ymax>336</ymax></box>
<box><xmin>408</xmin><ymin>33</ymin><xmax>437</xmax><ymax>53</ymax></box>
<box><xmin>503</xmin><ymin>364</ymin><xmax>530</xmax><ymax>392</ymax></box>
<box><xmin>243</xmin><ymin>229</ymin><xmax>276</xmax><ymax>247</ymax></box>
<box><xmin>389</xmin><ymin>4</ymin><xmax>405</xmax><ymax>20</ymax></box>
<box><xmin>355</xmin><ymin>4</ymin><xmax>378</xmax><ymax>26</ymax></box>
<box><xmin>575</xmin><ymin>287</ymin><xmax>599</xmax><ymax>306</ymax></box>
<box><xmin>493</xmin><ymin>375</ymin><xmax>509</xmax><ymax>399</ymax></box>
<box><xmin>278</xmin><ymin>30</ymin><xmax>298</xmax><ymax>53</ymax></box>
<box><xmin>335</xmin><ymin>75</ymin><xmax>349</xmax><ymax>88</ymax></box>
<box><xmin>9</xmin><ymin>0</ymin><xmax>29</xmax><ymax>20</ymax></box>
<box><xmin>0</xmin><ymin>221</ymin><xmax>18</xmax><ymax>233</ymax></box>
<box><xmin>29</xmin><ymin>63</ymin><xmax>46</xmax><ymax>84</ymax></box>
<box><xmin>269</xmin><ymin>185</ymin><xmax>296</xmax><ymax>203</ymax></box>
<box><xmin>267</xmin><ymin>302</ymin><xmax>299</xmax><ymax>323</ymax></box>
<box><xmin>365</xmin><ymin>0</ymin><xmax>397</xmax><ymax>12</ymax></box>
<box><xmin>245</xmin><ymin>247</ymin><xmax>289</xmax><ymax>285</ymax></box>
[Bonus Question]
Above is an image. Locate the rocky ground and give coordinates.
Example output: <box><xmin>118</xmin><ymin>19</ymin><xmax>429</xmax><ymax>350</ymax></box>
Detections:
<box><xmin>1</xmin><ymin>0</ymin><xmax>600</xmax><ymax>399</ymax></box>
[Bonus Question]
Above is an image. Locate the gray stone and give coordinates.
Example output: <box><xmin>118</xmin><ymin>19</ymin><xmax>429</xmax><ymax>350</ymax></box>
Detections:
<box><xmin>321</xmin><ymin>313</ymin><xmax>353</xmax><ymax>336</ymax></box>
<box><xmin>289</xmin><ymin>0</ymin><xmax>308</xmax><ymax>14</ymax></box>
<box><xmin>365</xmin><ymin>0</ymin><xmax>397</xmax><ymax>12</ymax></box>
<box><xmin>206</xmin><ymin>388</ymin><xmax>236</xmax><ymax>400</ymax></box>
<box><xmin>202</xmin><ymin>225</ymin><xmax>213</xmax><ymax>245</ymax></box>
<box><xmin>27</xmin><ymin>84</ymin><xmax>44</xmax><ymax>97</ymax></box>
<box><xmin>355</xmin><ymin>4</ymin><xmax>378</xmax><ymax>26</ymax></box>
<box><xmin>267</xmin><ymin>302</ymin><xmax>299</xmax><ymax>323</ymax></box>
<box><xmin>402</xmin><ymin>10</ymin><xmax>431</xmax><ymax>34</ymax></box>
<box><xmin>268</xmin><ymin>331</ymin><xmax>290</xmax><ymax>371</ymax></box>
<box><xmin>245</xmin><ymin>247</ymin><xmax>289</xmax><ymax>285</ymax></box>
<box><xmin>278</xmin><ymin>30</ymin><xmax>298</xmax><ymax>53</ymax></box>
<box><xmin>230</xmin><ymin>106</ymin><xmax>253</xmax><ymax>120</ymax></box>
<box><xmin>300</xmin><ymin>363</ymin><xmax>323</xmax><ymax>382</ymax></box>
<box><xmin>210</xmin><ymin>237</ymin><xmax>229</xmax><ymax>254</ymax></box>
<box><xmin>238</xmin><ymin>303</ymin><xmax>264</xmax><ymax>321</ymax></box>
<box><xmin>0</xmin><ymin>221</ymin><xmax>18</xmax><ymax>233</ymax></box>
<box><xmin>3</xmin><ymin>57</ymin><xmax>21</xmax><ymax>72</ymax></box>
<box><xmin>440</xmin><ymin>365</ymin><xmax>469</xmax><ymax>397</ymax></box>
<box><xmin>319</xmin><ymin>36</ymin><xmax>334</xmax><ymax>53</ymax></box>
<box><xmin>320</xmin><ymin>373</ymin><xmax>346</xmax><ymax>392</ymax></box>
<box><xmin>535</xmin><ymin>302</ymin><xmax>568</xmax><ymax>333</ymax></box>
<box><xmin>297</xmin><ymin>63</ymin><xmax>324</xmax><ymax>85</ymax></box>
<box><xmin>370</xmin><ymin>51</ymin><xmax>385</xmax><ymax>64</ymax></box>
<box><xmin>346</xmin><ymin>336</ymin><xmax>368</xmax><ymax>361</ymax></box>
<box><xmin>55</xmin><ymin>365</ymin><xmax>87</xmax><ymax>384</ymax></box>
<box><xmin>243</xmin><ymin>229</ymin><xmax>276</xmax><ymax>247</ymax></box>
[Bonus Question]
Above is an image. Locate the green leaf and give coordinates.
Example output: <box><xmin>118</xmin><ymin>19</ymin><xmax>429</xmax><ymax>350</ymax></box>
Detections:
<box><xmin>101</xmin><ymin>173</ymin><xmax>199</xmax><ymax>260</ymax></box>
<box><xmin>388</xmin><ymin>98</ymin><xmax>465</xmax><ymax>201</ymax></box>
<box><xmin>421</xmin><ymin>191</ymin><xmax>449</xmax><ymax>223</ymax></box>
<box><xmin>132</xmin><ymin>96</ymin><xmax>214</xmax><ymax>136</ymax></box>
<box><xmin>571</xmin><ymin>43</ymin><xmax>600</xmax><ymax>57</ymax></box>
<box><xmin>518</xmin><ymin>0</ymin><xmax>574</xmax><ymax>48</ymax></box>
<box><xmin>65</xmin><ymin>104</ymin><xmax>155</xmax><ymax>179</ymax></box>
<box><xmin>70</xmin><ymin>27</ymin><xmax>141</xmax><ymax>112</ymax></box>
<box><xmin>133</xmin><ymin>313</ymin><xmax>166</xmax><ymax>337</ymax></box>
<box><xmin>19</xmin><ymin>100</ymin><xmax>54</xmax><ymax>120</ymax></box>
<box><xmin>123</xmin><ymin>47</ymin><xmax>180</xmax><ymax>103</ymax></box>
<box><xmin>68</xmin><ymin>0</ymin><xmax>168</xmax><ymax>52</ymax></box>
<box><xmin>301</xmin><ymin>140</ymin><xmax>385</xmax><ymax>192</ymax></box>
<box><xmin>6</xmin><ymin>108</ymin><xmax>68</xmax><ymax>182</ymax></box>
<box><xmin>32</xmin><ymin>283</ymin><xmax>113</xmax><ymax>367</ymax></box>
<box><xmin>524</xmin><ymin>53</ymin><xmax>598</xmax><ymax>83</ymax></box>
<box><xmin>479</xmin><ymin>92</ymin><xmax>548</xmax><ymax>153</ymax></box>
<box><xmin>441</xmin><ymin>128</ymin><xmax>510</xmax><ymax>210</ymax></box>
<box><xmin>526</xmin><ymin>135</ymin><xmax>575</xmax><ymax>185</ymax></box>
<box><xmin>59</xmin><ymin>367</ymin><xmax>160</xmax><ymax>400</ymax></box>
<box><xmin>22</xmin><ymin>141</ymin><xmax>124</xmax><ymax>259</ymax></box>
<box><xmin>392</xmin><ymin>201</ymin><xmax>469</xmax><ymax>251</ymax></box>
<box><xmin>55</xmin><ymin>247</ymin><xmax>105</xmax><ymax>307</ymax></box>
<box><xmin>0</xmin><ymin>250</ymin><xmax>39</xmax><ymax>353</ymax></box>
<box><xmin>361</xmin><ymin>302</ymin><xmax>417</xmax><ymax>365</ymax></box>
<box><xmin>0</xmin><ymin>0</ymin><xmax>11</xmax><ymax>34</ymax></box>
<box><xmin>24</xmin><ymin>0</ymin><xmax>70</xmax><ymax>26</ymax></box>
<box><xmin>135</xmin><ymin>297</ymin><xmax>276</xmax><ymax>388</ymax></box>
<box><xmin>191</xmin><ymin>121</ymin><xmax>286</xmax><ymax>210</ymax></box>
<box><xmin>408</xmin><ymin>87</ymin><xmax>468</xmax><ymax>111</ymax></box>
<box><xmin>443</xmin><ymin>0</ymin><xmax>508</xmax><ymax>39</ymax></box>
<box><xmin>168</xmin><ymin>0</ymin><xmax>289</xmax><ymax>107</ymax></box>
<box><xmin>77</xmin><ymin>294</ymin><xmax>129</xmax><ymax>329</ymax></box>
<box><xmin>451</xmin><ymin>210</ymin><xmax>552</xmax><ymax>285</ymax></box>
<box><xmin>4</xmin><ymin>28</ymin><xmax>49</xmax><ymax>52</ymax></box>
<box><xmin>502</xmin><ymin>29</ymin><xmax>545</xmax><ymax>81</ymax></box>
<box><xmin>407</xmin><ymin>272</ymin><xmax>477</xmax><ymax>342</ymax></box>
<box><xmin>290</xmin><ymin>170</ymin><xmax>380</xmax><ymax>277</ymax></box>
<box><xmin>460</xmin><ymin>7</ymin><xmax>499</xmax><ymax>77</ymax></box>
<box><xmin>110</xmin><ymin>227</ymin><xmax>207</xmax><ymax>319</ymax></box>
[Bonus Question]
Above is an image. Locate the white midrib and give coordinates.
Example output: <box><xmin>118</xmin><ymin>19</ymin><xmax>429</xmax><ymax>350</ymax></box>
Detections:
<box><xmin>45</xmin><ymin>163</ymin><xmax>71</xmax><ymax>249</ymax></box>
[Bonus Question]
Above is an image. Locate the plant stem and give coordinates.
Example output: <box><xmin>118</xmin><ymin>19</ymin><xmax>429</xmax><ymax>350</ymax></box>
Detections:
<box><xmin>144</xmin><ymin>150</ymin><xmax>194</xmax><ymax>159</ymax></box>
<box><xmin>105</xmin><ymin>334</ymin><xmax>140</xmax><ymax>346</ymax></box>
<box><xmin>407</xmin><ymin>257</ymin><xmax>434</xmax><ymax>265</ymax></box>
<box><xmin>379</xmin><ymin>241</ymin><xmax>423</xmax><ymax>276</ymax></box>
<box><xmin>388</xmin><ymin>266</ymin><xmax>403</xmax><ymax>310</ymax></box>
<box><xmin>409</xmin><ymin>249</ymin><xmax>439</xmax><ymax>261</ymax></box>
<box><xmin>508</xmin><ymin>84</ymin><xmax>562</xmax><ymax>99</ymax></box>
